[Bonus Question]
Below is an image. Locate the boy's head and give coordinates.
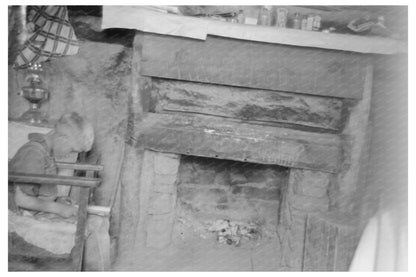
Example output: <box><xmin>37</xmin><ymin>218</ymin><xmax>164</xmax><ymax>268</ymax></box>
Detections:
<box><xmin>52</xmin><ymin>112</ymin><xmax>94</xmax><ymax>157</ymax></box>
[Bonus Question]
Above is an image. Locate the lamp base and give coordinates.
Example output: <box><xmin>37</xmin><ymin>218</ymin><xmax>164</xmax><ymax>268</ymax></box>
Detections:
<box><xmin>19</xmin><ymin>109</ymin><xmax>49</xmax><ymax>126</ymax></box>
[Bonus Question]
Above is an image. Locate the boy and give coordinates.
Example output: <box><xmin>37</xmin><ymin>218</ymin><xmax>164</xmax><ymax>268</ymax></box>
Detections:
<box><xmin>9</xmin><ymin>112</ymin><xmax>94</xmax><ymax>218</ymax></box>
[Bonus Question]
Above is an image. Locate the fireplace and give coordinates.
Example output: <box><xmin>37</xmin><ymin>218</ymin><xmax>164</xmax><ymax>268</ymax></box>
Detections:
<box><xmin>114</xmin><ymin>31</ymin><xmax>373</xmax><ymax>271</ymax></box>
<box><xmin>126</xmin><ymin>154</ymin><xmax>289</xmax><ymax>270</ymax></box>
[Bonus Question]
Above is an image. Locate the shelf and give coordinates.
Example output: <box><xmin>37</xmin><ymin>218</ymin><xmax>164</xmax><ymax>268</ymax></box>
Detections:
<box><xmin>102</xmin><ymin>6</ymin><xmax>407</xmax><ymax>55</ymax></box>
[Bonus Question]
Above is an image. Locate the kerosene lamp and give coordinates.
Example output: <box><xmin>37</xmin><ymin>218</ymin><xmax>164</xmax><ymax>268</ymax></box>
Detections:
<box><xmin>18</xmin><ymin>62</ymin><xmax>49</xmax><ymax>125</ymax></box>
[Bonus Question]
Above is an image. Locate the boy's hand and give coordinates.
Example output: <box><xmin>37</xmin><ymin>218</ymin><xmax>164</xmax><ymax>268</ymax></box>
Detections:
<box><xmin>56</xmin><ymin>196</ymin><xmax>74</xmax><ymax>205</ymax></box>
<box><xmin>57</xmin><ymin>204</ymin><xmax>78</xmax><ymax>218</ymax></box>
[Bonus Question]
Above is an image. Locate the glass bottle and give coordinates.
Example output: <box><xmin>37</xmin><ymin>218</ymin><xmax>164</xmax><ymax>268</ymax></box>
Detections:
<box><xmin>275</xmin><ymin>8</ymin><xmax>288</xmax><ymax>28</ymax></box>
<box><xmin>237</xmin><ymin>9</ymin><xmax>245</xmax><ymax>24</ymax></box>
<box><xmin>257</xmin><ymin>6</ymin><xmax>271</xmax><ymax>26</ymax></box>
<box><xmin>292</xmin><ymin>13</ymin><xmax>301</xmax><ymax>29</ymax></box>
<box><xmin>306</xmin><ymin>14</ymin><xmax>314</xmax><ymax>31</ymax></box>
<box><xmin>301</xmin><ymin>15</ymin><xmax>308</xmax><ymax>30</ymax></box>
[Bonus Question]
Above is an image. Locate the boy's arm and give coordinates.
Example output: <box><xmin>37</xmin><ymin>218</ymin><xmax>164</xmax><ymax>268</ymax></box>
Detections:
<box><xmin>14</xmin><ymin>186</ymin><xmax>77</xmax><ymax>218</ymax></box>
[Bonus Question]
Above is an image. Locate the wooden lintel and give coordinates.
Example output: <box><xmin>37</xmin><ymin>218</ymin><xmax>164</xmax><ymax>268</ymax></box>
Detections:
<box><xmin>136</xmin><ymin>113</ymin><xmax>344</xmax><ymax>173</ymax></box>
<box><xmin>140</xmin><ymin>33</ymin><xmax>369</xmax><ymax>99</ymax></box>
<box><xmin>152</xmin><ymin>79</ymin><xmax>345</xmax><ymax>131</ymax></box>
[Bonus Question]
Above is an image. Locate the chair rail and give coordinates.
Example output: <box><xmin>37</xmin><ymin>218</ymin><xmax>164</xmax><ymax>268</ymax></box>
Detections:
<box><xmin>8</xmin><ymin>172</ymin><xmax>101</xmax><ymax>188</ymax></box>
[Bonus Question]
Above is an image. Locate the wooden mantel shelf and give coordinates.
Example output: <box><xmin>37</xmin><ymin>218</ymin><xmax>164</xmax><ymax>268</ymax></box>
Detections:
<box><xmin>102</xmin><ymin>6</ymin><xmax>406</xmax><ymax>55</ymax></box>
<box><xmin>134</xmin><ymin>112</ymin><xmax>344</xmax><ymax>173</ymax></box>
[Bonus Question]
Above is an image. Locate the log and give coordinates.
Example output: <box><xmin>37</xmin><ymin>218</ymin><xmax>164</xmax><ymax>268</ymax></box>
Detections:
<box><xmin>140</xmin><ymin>33</ymin><xmax>369</xmax><ymax>99</ymax></box>
<box><xmin>152</xmin><ymin>79</ymin><xmax>345</xmax><ymax>131</ymax></box>
<box><xmin>136</xmin><ymin>113</ymin><xmax>344</xmax><ymax>173</ymax></box>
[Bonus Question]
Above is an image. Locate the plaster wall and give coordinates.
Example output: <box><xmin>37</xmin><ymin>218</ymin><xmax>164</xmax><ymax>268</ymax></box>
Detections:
<box><xmin>8</xmin><ymin>41</ymin><xmax>131</xmax><ymax>209</ymax></box>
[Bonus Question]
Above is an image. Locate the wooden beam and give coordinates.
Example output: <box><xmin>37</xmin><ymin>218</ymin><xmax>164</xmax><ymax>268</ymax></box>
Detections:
<box><xmin>136</xmin><ymin>113</ymin><xmax>344</xmax><ymax>173</ymax></box>
<box><xmin>71</xmin><ymin>169</ymin><xmax>93</xmax><ymax>271</ymax></box>
<box><xmin>302</xmin><ymin>214</ymin><xmax>338</xmax><ymax>271</ymax></box>
<box><xmin>8</xmin><ymin>172</ymin><xmax>100</xmax><ymax>188</ymax></box>
<box><xmin>115</xmin><ymin>31</ymin><xmax>149</xmax><ymax>266</ymax></box>
<box><xmin>140</xmin><ymin>33</ymin><xmax>369</xmax><ymax>99</ymax></box>
<box><xmin>152</xmin><ymin>79</ymin><xmax>345</xmax><ymax>131</ymax></box>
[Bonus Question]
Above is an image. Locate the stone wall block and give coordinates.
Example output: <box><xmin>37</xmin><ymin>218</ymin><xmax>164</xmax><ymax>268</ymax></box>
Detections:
<box><xmin>153</xmin><ymin>173</ymin><xmax>177</xmax><ymax>186</ymax></box>
<box><xmin>231</xmin><ymin>186</ymin><xmax>280</xmax><ymax>201</ymax></box>
<box><xmin>154</xmin><ymin>153</ymin><xmax>180</xmax><ymax>175</ymax></box>
<box><xmin>294</xmin><ymin>170</ymin><xmax>330</xmax><ymax>198</ymax></box>
<box><xmin>152</xmin><ymin>182</ymin><xmax>176</xmax><ymax>194</ymax></box>
<box><xmin>148</xmin><ymin>192</ymin><xmax>175</xmax><ymax>215</ymax></box>
<box><xmin>177</xmin><ymin>187</ymin><xmax>198</xmax><ymax>203</ymax></box>
<box><xmin>290</xmin><ymin>194</ymin><xmax>329</xmax><ymax>213</ymax></box>
<box><xmin>146</xmin><ymin>213</ymin><xmax>174</xmax><ymax>249</ymax></box>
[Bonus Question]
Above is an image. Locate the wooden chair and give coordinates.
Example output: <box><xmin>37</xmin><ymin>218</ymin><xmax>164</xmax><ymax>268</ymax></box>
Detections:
<box><xmin>8</xmin><ymin>161</ymin><xmax>103</xmax><ymax>271</ymax></box>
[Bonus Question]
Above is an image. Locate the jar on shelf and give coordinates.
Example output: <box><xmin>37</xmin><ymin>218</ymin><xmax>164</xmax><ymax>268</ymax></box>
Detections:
<box><xmin>292</xmin><ymin>13</ymin><xmax>301</xmax><ymax>29</ymax></box>
<box><xmin>275</xmin><ymin>8</ymin><xmax>288</xmax><ymax>28</ymax></box>
<box><xmin>301</xmin><ymin>15</ymin><xmax>308</xmax><ymax>30</ymax></box>
<box><xmin>237</xmin><ymin>10</ymin><xmax>245</xmax><ymax>24</ymax></box>
<box><xmin>313</xmin><ymin>15</ymin><xmax>322</xmax><ymax>31</ymax></box>
<box><xmin>257</xmin><ymin>6</ymin><xmax>272</xmax><ymax>26</ymax></box>
<box><xmin>306</xmin><ymin>14</ymin><xmax>314</xmax><ymax>31</ymax></box>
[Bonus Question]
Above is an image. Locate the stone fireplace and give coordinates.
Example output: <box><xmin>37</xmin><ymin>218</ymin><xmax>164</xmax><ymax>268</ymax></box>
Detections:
<box><xmin>114</xmin><ymin>31</ymin><xmax>374</xmax><ymax>271</ymax></box>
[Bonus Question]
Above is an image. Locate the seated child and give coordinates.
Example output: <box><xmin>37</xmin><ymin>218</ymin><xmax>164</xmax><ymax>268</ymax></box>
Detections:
<box><xmin>9</xmin><ymin>112</ymin><xmax>94</xmax><ymax>218</ymax></box>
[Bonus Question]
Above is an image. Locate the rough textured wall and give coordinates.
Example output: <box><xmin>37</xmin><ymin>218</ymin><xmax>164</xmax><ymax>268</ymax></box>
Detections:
<box><xmin>8</xmin><ymin>41</ymin><xmax>131</xmax><ymax>208</ymax></box>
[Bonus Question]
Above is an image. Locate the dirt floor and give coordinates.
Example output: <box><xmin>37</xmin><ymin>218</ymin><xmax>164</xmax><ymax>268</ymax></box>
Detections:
<box><xmin>113</xmin><ymin>215</ymin><xmax>282</xmax><ymax>271</ymax></box>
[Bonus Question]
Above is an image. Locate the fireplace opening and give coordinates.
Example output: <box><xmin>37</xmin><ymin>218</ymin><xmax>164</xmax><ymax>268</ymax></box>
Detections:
<box><xmin>168</xmin><ymin>155</ymin><xmax>289</xmax><ymax>270</ymax></box>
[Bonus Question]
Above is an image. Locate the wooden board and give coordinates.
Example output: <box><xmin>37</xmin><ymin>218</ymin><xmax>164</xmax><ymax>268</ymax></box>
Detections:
<box><xmin>104</xmin><ymin>7</ymin><xmax>407</xmax><ymax>55</ymax></box>
<box><xmin>140</xmin><ymin>33</ymin><xmax>368</xmax><ymax>99</ymax></box>
<box><xmin>135</xmin><ymin>113</ymin><xmax>344</xmax><ymax>173</ymax></box>
<box><xmin>71</xmin><ymin>187</ymin><xmax>89</xmax><ymax>271</ymax></box>
<box><xmin>302</xmin><ymin>213</ymin><xmax>363</xmax><ymax>271</ymax></box>
<box><xmin>152</xmin><ymin>79</ymin><xmax>345</xmax><ymax>131</ymax></box>
<box><xmin>303</xmin><ymin>214</ymin><xmax>338</xmax><ymax>271</ymax></box>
